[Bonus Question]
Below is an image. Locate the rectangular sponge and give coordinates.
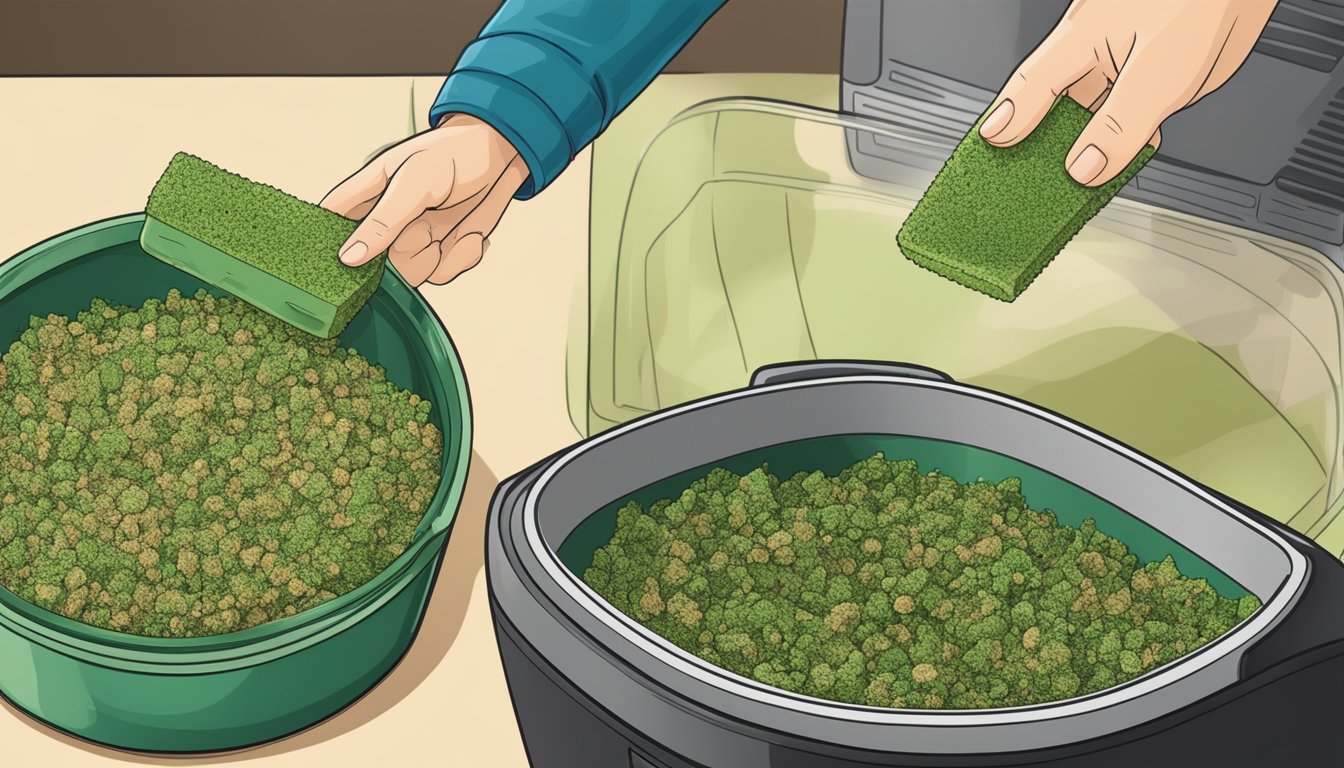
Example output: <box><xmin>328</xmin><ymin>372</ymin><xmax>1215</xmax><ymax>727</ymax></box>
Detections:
<box><xmin>142</xmin><ymin>152</ymin><xmax>386</xmax><ymax>338</ymax></box>
<box><xmin>896</xmin><ymin>97</ymin><xmax>1155</xmax><ymax>302</ymax></box>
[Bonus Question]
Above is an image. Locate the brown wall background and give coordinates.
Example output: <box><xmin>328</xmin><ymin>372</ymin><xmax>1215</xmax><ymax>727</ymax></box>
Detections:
<box><xmin>0</xmin><ymin>0</ymin><xmax>843</xmax><ymax>76</ymax></box>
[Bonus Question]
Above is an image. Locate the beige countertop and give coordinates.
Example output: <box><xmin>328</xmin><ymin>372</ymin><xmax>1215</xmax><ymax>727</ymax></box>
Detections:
<box><xmin>0</xmin><ymin>73</ymin><xmax>837</xmax><ymax>767</ymax></box>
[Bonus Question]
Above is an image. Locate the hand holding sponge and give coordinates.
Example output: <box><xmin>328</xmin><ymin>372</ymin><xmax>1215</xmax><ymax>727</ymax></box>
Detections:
<box><xmin>897</xmin><ymin>98</ymin><xmax>1155</xmax><ymax>302</ymax></box>
<box><xmin>142</xmin><ymin>153</ymin><xmax>387</xmax><ymax>339</ymax></box>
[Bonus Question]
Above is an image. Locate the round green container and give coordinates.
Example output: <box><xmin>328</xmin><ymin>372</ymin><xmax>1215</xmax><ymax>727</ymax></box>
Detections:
<box><xmin>0</xmin><ymin>215</ymin><xmax>472</xmax><ymax>753</ymax></box>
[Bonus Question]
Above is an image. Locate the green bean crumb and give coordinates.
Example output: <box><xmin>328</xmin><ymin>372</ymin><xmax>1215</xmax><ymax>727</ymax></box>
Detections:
<box><xmin>583</xmin><ymin>454</ymin><xmax>1260</xmax><ymax>710</ymax></box>
<box><xmin>0</xmin><ymin>289</ymin><xmax>443</xmax><ymax>637</ymax></box>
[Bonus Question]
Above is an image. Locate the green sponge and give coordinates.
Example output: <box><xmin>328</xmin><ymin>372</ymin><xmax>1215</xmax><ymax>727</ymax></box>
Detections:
<box><xmin>141</xmin><ymin>152</ymin><xmax>386</xmax><ymax>338</ymax></box>
<box><xmin>896</xmin><ymin>98</ymin><xmax>1155</xmax><ymax>302</ymax></box>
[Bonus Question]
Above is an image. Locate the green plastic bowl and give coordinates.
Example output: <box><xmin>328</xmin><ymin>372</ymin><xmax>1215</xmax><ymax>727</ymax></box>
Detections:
<box><xmin>0</xmin><ymin>214</ymin><xmax>472</xmax><ymax>753</ymax></box>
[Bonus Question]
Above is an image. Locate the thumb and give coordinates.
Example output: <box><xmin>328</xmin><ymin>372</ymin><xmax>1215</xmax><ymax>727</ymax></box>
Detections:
<box><xmin>320</xmin><ymin>160</ymin><xmax>388</xmax><ymax>219</ymax></box>
<box><xmin>338</xmin><ymin>168</ymin><xmax>435</xmax><ymax>267</ymax></box>
<box><xmin>1064</xmin><ymin>61</ymin><xmax>1174</xmax><ymax>187</ymax></box>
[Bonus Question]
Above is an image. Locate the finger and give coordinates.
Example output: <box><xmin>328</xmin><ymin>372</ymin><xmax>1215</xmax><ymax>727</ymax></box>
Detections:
<box><xmin>381</xmin><ymin>189</ymin><xmax>491</xmax><ymax>275</ymax></box>
<box><xmin>341</xmin><ymin>196</ymin><xmax>380</xmax><ymax>222</ymax></box>
<box><xmin>387</xmin><ymin>217</ymin><xmax>434</xmax><ymax>266</ymax></box>
<box><xmin>981</xmin><ymin>35</ymin><xmax>1093</xmax><ymax>147</ymax></box>
<box><xmin>392</xmin><ymin>241</ymin><xmax>443</xmax><ymax>287</ymax></box>
<box><xmin>431</xmin><ymin>234</ymin><xmax>487</xmax><ymax>285</ymax></box>
<box><xmin>1064</xmin><ymin>69</ymin><xmax>1112</xmax><ymax>112</ymax></box>
<box><xmin>321</xmin><ymin>157</ymin><xmax>392</xmax><ymax>218</ymax></box>
<box><xmin>1064</xmin><ymin>56</ymin><xmax>1182</xmax><ymax>187</ymax></box>
<box><xmin>339</xmin><ymin>167</ymin><xmax>436</xmax><ymax>267</ymax></box>
<box><xmin>428</xmin><ymin>157</ymin><xmax>527</xmax><ymax>284</ymax></box>
<box><xmin>320</xmin><ymin>131</ymin><xmax>434</xmax><ymax>216</ymax></box>
<box><xmin>418</xmin><ymin>185</ymin><xmax>493</xmax><ymax>243</ymax></box>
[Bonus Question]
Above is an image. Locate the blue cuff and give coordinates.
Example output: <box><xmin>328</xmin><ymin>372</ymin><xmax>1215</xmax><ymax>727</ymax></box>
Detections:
<box><xmin>430</xmin><ymin>33</ymin><xmax>607</xmax><ymax>200</ymax></box>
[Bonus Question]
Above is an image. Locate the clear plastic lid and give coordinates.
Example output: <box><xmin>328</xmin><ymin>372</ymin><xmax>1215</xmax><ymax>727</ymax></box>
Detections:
<box><xmin>581</xmin><ymin>98</ymin><xmax>1344</xmax><ymax>555</ymax></box>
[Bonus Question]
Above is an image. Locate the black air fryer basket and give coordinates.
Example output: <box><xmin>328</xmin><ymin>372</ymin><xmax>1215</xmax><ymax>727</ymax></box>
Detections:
<box><xmin>488</xmin><ymin>362</ymin><xmax>1344</xmax><ymax>767</ymax></box>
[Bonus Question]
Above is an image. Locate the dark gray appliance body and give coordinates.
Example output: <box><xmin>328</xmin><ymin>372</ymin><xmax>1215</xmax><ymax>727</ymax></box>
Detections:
<box><xmin>487</xmin><ymin>362</ymin><xmax>1344</xmax><ymax>767</ymax></box>
<box><xmin>842</xmin><ymin>0</ymin><xmax>1344</xmax><ymax>267</ymax></box>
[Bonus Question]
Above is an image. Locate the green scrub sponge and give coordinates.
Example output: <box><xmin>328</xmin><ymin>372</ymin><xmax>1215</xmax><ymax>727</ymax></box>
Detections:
<box><xmin>141</xmin><ymin>152</ymin><xmax>386</xmax><ymax>338</ymax></box>
<box><xmin>896</xmin><ymin>98</ymin><xmax>1155</xmax><ymax>302</ymax></box>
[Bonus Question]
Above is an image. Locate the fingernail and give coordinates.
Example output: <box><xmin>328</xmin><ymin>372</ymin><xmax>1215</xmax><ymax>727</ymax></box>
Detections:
<box><xmin>980</xmin><ymin>100</ymin><xmax>1014</xmax><ymax>140</ymax></box>
<box><xmin>339</xmin><ymin>241</ymin><xmax>368</xmax><ymax>266</ymax></box>
<box><xmin>1068</xmin><ymin>144</ymin><xmax>1107</xmax><ymax>185</ymax></box>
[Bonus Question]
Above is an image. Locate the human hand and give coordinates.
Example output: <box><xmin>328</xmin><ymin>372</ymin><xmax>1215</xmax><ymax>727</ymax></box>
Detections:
<box><xmin>978</xmin><ymin>0</ymin><xmax>1278</xmax><ymax>186</ymax></box>
<box><xmin>321</xmin><ymin>114</ymin><xmax>528</xmax><ymax>286</ymax></box>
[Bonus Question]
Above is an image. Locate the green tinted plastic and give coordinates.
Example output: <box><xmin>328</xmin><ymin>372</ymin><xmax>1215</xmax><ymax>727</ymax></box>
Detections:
<box><xmin>0</xmin><ymin>214</ymin><xmax>471</xmax><ymax>752</ymax></box>
<box><xmin>557</xmin><ymin>434</ymin><xmax>1251</xmax><ymax>599</ymax></box>
<box><xmin>585</xmin><ymin>98</ymin><xmax>1344</xmax><ymax>556</ymax></box>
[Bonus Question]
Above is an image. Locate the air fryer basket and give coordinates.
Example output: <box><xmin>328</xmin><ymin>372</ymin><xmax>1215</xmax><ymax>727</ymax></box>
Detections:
<box><xmin>488</xmin><ymin>362</ymin><xmax>1344</xmax><ymax>767</ymax></box>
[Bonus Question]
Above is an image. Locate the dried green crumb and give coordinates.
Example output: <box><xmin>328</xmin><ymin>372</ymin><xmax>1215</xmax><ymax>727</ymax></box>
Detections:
<box><xmin>0</xmin><ymin>289</ymin><xmax>444</xmax><ymax>638</ymax></box>
<box><xmin>582</xmin><ymin>454</ymin><xmax>1259</xmax><ymax>710</ymax></box>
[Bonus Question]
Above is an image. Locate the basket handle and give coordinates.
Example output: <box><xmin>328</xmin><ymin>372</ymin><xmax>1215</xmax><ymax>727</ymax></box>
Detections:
<box><xmin>749</xmin><ymin>360</ymin><xmax>953</xmax><ymax>388</ymax></box>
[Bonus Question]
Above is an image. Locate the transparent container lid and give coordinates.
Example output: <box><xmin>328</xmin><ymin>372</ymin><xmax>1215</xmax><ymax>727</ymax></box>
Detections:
<box><xmin>583</xmin><ymin>98</ymin><xmax>1344</xmax><ymax>555</ymax></box>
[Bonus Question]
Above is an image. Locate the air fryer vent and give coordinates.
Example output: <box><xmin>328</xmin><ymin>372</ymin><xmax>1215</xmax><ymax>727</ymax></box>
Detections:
<box><xmin>1254</xmin><ymin>1</ymin><xmax>1344</xmax><ymax>73</ymax></box>
<box><xmin>1280</xmin><ymin>86</ymin><xmax>1344</xmax><ymax>206</ymax></box>
<box><xmin>843</xmin><ymin>0</ymin><xmax>1344</xmax><ymax>261</ymax></box>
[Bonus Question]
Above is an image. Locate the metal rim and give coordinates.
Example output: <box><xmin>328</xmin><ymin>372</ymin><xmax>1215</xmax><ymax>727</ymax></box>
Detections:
<box><xmin>519</xmin><ymin>374</ymin><xmax>1308</xmax><ymax>727</ymax></box>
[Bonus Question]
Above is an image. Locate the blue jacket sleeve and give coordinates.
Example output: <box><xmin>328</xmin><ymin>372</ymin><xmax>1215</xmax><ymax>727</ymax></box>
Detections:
<box><xmin>429</xmin><ymin>0</ymin><xmax>726</xmax><ymax>199</ymax></box>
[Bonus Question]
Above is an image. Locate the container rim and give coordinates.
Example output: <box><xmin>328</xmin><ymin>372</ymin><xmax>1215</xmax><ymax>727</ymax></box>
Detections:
<box><xmin>520</xmin><ymin>374</ymin><xmax>1308</xmax><ymax>726</ymax></box>
<box><xmin>0</xmin><ymin>213</ymin><xmax>473</xmax><ymax>668</ymax></box>
<box><xmin>670</xmin><ymin>95</ymin><xmax>960</xmax><ymax>154</ymax></box>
